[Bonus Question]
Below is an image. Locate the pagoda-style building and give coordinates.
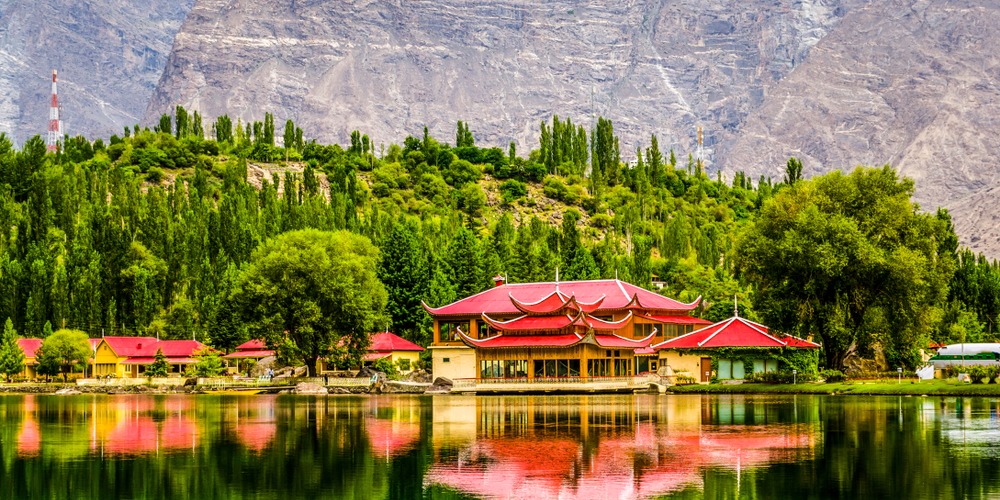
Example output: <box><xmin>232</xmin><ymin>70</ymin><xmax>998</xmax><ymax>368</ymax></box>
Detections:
<box><xmin>423</xmin><ymin>277</ymin><xmax>710</xmax><ymax>382</ymax></box>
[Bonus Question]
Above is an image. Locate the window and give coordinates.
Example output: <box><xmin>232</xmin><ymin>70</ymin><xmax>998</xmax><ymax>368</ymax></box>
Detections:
<box><xmin>718</xmin><ymin>359</ymin><xmax>749</xmax><ymax>380</ymax></box>
<box><xmin>613</xmin><ymin>359</ymin><xmax>632</xmax><ymax>376</ymax></box>
<box><xmin>718</xmin><ymin>359</ymin><xmax>732</xmax><ymax>379</ymax></box>
<box><xmin>443</xmin><ymin>358</ymin><xmax>450</xmax><ymax>363</ymax></box>
<box><xmin>635</xmin><ymin>323</ymin><xmax>657</xmax><ymax>338</ymax></box>
<box><xmin>440</xmin><ymin>322</ymin><xmax>466</xmax><ymax>342</ymax></box>
<box><xmin>533</xmin><ymin>359</ymin><xmax>579</xmax><ymax>378</ymax></box>
<box><xmin>480</xmin><ymin>359</ymin><xmax>527</xmax><ymax>379</ymax></box>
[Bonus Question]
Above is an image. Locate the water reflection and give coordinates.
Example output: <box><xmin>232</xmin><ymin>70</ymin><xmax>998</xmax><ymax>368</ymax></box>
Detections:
<box><xmin>426</xmin><ymin>395</ymin><xmax>819</xmax><ymax>498</ymax></box>
<box><xmin>2</xmin><ymin>394</ymin><xmax>1000</xmax><ymax>498</ymax></box>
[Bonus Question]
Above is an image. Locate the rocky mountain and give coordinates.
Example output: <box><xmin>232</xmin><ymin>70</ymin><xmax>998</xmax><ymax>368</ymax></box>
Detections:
<box><xmin>723</xmin><ymin>1</ymin><xmax>1000</xmax><ymax>257</ymax></box>
<box><xmin>148</xmin><ymin>0</ymin><xmax>860</xmax><ymax>160</ymax></box>
<box><xmin>0</xmin><ymin>0</ymin><xmax>192</xmax><ymax>144</ymax></box>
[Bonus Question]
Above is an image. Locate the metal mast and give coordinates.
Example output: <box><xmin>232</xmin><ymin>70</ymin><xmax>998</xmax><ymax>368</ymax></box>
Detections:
<box><xmin>46</xmin><ymin>69</ymin><xmax>61</xmax><ymax>152</ymax></box>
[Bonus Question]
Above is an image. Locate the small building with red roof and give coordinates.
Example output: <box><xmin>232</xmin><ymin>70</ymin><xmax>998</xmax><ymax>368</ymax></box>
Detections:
<box><xmin>93</xmin><ymin>336</ymin><xmax>208</xmax><ymax>378</ymax></box>
<box><xmin>423</xmin><ymin>277</ymin><xmax>710</xmax><ymax>382</ymax></box>
<box><xmin>364</xmin><ymin>331</ymin><xmax>424</xmax><ymax>373</ymax></box>
<box><xmin>222</xmin><ymin>339</ymin><xmax>276</xmax><ymax>370</ymax></box>
<box><xmin>16</xmin><ymin>337</ymin><xmax>103</xmax><ymax>380</ymax></box>
<box><xmin>16</xmin><ymin>338</ymin><xmax>44</xmax><ymax>379</ymax></box>
<box><xmin>653</xmin><ymin>315</ymin><xmax>820</xmax><ymax>382</ymax></box>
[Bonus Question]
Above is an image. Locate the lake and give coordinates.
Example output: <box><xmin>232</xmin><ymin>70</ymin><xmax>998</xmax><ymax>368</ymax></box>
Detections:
<box><xmin>1</xmin><ymin>393</ymin><xmax>999</xmax><ymax>499</ymax></box>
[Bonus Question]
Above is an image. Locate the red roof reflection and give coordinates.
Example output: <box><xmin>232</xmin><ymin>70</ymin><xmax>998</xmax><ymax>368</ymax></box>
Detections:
<box><xmin>425</xmin><ymin>424</ymin><xmax>816</xmax><ymax>499</ymax></box>
<box><xmin>367</xmin><ymin>417</ymin><xmax>421</xmax><ymax>458</ymax></box>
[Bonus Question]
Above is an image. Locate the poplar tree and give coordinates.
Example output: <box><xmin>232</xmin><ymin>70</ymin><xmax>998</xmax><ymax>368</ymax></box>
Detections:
<box><xmin>0</xmin><ymin>318</ymin><xmax>25</xmax><ymax>381</ymax></box>
<box><xmin>378</xmin><ymin>220</ymin><xmax>429</xmax><ymax>344</ymax></box>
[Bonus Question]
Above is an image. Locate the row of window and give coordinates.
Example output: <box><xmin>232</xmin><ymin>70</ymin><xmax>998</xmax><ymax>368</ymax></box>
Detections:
<box><xmin>717</xmin><ymin>359</ymin><xmax>780</xmax><ymax>380</ymax></box>
<box><xmin>479</xmin><ymin>358</ymin><xmax>636</xmax><ymax>378</ymax></box>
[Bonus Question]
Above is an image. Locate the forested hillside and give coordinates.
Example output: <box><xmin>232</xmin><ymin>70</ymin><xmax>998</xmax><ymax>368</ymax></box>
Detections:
<box><xmin>1</xmin><ymin>110</ymin><xmax>998</xmax><ymax>369</ymax></box>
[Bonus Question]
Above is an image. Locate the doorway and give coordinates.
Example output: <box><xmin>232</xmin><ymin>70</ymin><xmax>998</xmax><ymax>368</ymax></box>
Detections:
<box><xmin>700</xmin><ymin>358</ymin><xmax>712</xmax><ymax>382</ymax></box>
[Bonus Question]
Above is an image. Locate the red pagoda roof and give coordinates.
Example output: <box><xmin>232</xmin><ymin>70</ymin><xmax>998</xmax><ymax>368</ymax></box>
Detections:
<box><xmin>510</xmin><ymin>291</ymin><xmax>606</xmax><ymax>315</ymax></box>
<box><xmin>423</xmin><ymin>279</ymin><xmax>700</xmax><ymax>317</ymax></box>
<box><xmin>458</xmin><ymin>332</ymin><xmax>584</xmax><ymax>349</ymax></box>
<box><xmin>457</xmin><ymin>328</ymin><xmax>655</xmax><ymax>350</ymax></box>
<box><xmin>654</xmin><ymin>316</ymin><xmax>820</xmax><ymax>350</ymax></box>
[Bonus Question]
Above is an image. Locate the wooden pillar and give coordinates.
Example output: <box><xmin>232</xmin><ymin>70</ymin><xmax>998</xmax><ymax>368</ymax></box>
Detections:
<box><xmin>433</xmin><ymin>321</ymin><xmax>441</xmax><ymax>344</ymax></box>
<box><xmin>469</xmin><ymin>319</ymin><xmax>477</xmax><ymax>339</ymax></box>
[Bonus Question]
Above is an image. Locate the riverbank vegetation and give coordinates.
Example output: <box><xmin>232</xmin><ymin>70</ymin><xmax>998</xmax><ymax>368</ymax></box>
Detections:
<box><xmin>668</xmin><ymin>378</ymin><xmax>1000</xmax><ymax>396</ymax></box>
<box><xmin>0</xmin><ymin>107</ymin><xmax>999</xmax><ymax>372</ymax></box>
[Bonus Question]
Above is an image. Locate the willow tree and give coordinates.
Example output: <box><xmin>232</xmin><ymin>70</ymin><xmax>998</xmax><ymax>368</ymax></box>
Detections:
<box><xmin>736</xmin><ymin>166</ymin><xmax>954</xmax><ymax>370</ymax></box>
<box><xmin>232</xmin><ymin>229</ymin><xmax>387</xmax><ymax>376</ymax></box>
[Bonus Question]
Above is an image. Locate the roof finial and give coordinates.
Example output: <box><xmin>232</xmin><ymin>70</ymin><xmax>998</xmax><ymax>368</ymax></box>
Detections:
<box><xmin>734</xmin><ymin>294</ymin><xmax>739</xmax><ymax>318</ymax></box>
<box><xmin>615</xmin><ymin>268</ymin><xmax>619</xmax><ymax>280</ymax></box>
<box><xmin>555</xmin><ymin>267</ymin><xmax>560</xmax><ymax>293</ymax></box>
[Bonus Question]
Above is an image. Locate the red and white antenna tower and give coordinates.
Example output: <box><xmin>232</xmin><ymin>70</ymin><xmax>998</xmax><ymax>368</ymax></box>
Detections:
<box><xmin>46</xmin><ymin>69</ymin><xmax>62</xmax><ymax>152</ymax></box>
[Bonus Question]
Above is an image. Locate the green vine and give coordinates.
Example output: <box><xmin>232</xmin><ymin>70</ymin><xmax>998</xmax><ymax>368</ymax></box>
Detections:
<box><xmin>687</xmin><ymin>347</ymin><xmax>819</xmax><ymax>377</ymax></box>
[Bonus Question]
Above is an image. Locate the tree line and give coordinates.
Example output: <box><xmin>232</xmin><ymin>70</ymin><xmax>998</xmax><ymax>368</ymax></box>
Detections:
<box><xmin>0</xmin><ymin>109</ymin><xmax>998</xmax><ymax>371</ymax></box>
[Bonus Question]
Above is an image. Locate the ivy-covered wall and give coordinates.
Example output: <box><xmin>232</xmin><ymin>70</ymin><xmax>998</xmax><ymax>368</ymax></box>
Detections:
<box><xmin>690</xmin><ymin>347</ymin><xmax>819</xmax><ymax>377</ymax></box>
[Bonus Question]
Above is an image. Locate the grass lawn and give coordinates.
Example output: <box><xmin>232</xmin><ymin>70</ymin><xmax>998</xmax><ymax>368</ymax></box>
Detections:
<box><xmin>666</xmin><ymin>378</ymin><xmax>1000</xmax><ymax>396</ymax></box>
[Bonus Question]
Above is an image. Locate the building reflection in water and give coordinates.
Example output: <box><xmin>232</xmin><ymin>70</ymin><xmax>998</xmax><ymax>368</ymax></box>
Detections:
<box><xmin>425</xmin><ymin>395</ymin><xmax>819</xmax><ymax>499</ymax></box>
<box><xmin>94</xmin><ymin>396</ymin><xmax>198</xmax><ymax>455</ymax></box>
<box><xmin>230</xmin><ymin>396</ymin><xmax>278</xmax><ymax>453</ymax></box>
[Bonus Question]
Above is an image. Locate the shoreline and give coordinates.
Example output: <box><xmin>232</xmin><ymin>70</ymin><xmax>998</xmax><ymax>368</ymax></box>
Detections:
<box><xmin>666</xmin><ymin>380</ymin><xmax>1000</xmax><ymax>397</ymax></box>
<box><xmin>5</xmin><ymin>379</ymin><xmax>1000</xmax><ymax>397</ymax></box>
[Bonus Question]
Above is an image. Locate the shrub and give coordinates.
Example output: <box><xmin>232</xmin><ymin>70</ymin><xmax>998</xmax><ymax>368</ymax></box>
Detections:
<box><xmin>968</xmin><ymin>365</ymin><xmax>988</xmax><ymax>384</ymax></box>
<box><xmin>146</xmin><ymin>167</ymin><xmax>165</xmax><ymax>184</ymax></box>
<box><xmin>499</xmin><ymin>179</ymin><xmax>527</xmax><ymax>204</ymax></box>
<box><xmin>371</xmin><ymin>181</ymin><xmax>391</xmax><ymax>198</ymax></box>
<box><xmin>989</xmin><ymin>365</ymin><xmax>1000</xmax><ymax>384</ymax></box>
<box><xmin>675</xmin><ymin>374</ymin><xmax>696</xmax><ymax>385</ymax></box>
<box><xmin>542</xmin><ymin>176</ymin><xmax>567</xmax><ymax>200</ymax></box>
<box><xmin>820</xmin><ymin>369</ymin><xmax>845</xmax><ymax>383</ymax></box>
<box><xmin>372</xmin><ymin>357</ymin><xmax>400</xmax><ymax>380</ymax></box>
<box><xmin>188</xmin><ymin>348</ymin><xmax>224</xmax><ymax>377</ymax></box>
<box><xmin>745</xmin><ymin>370</ymin><xmax>817</xmax><ymax>384</ymax></box>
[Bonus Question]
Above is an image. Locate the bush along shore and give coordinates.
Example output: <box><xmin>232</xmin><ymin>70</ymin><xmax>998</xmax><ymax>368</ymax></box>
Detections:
<box><xmin>667</xmin><ymin>378</ymin><xmax>1000</xmax><ymax>396</ymax></box>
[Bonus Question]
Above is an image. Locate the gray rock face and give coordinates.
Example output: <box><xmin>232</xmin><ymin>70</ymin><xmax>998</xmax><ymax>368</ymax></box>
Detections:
<box><xmin>0</xmin><ymin>0</ymin><xmax>193</xmax><ymax>144</ymax></box>
<box><xmin>147</xmin><ymin>0</ymin><xmax>854</xmax><ymax>156</ymax></box>
<box><xmin>722</xmin><ymin>1</ymin><xmax>1000</xmax><ymax>257</ymax></box>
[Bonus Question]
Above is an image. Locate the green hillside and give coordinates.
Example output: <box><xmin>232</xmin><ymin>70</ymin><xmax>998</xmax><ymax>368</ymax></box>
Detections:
<box><xmin>0</xmin><ymin>109</ymin><xmax>997</xmax><ymax>370</ymax></box>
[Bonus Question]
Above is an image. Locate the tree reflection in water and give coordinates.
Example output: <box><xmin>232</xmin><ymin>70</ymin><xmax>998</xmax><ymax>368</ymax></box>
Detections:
<box><xmin>1</xmin><ymin>394</ymin><xmax>1000</xmax><ymax>498</ymax></box>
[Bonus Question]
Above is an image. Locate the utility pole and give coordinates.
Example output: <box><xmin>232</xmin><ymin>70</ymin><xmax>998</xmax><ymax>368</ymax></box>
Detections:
<box><xmin>46</xmin><ymin>69</ymin><xmax>62</xmax><ymax>152</ymax></box>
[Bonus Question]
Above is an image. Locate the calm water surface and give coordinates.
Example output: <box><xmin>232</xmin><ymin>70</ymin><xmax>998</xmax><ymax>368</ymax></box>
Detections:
<box><xmin>1</xmin><ymin>393</ymin><xmax>999</xmax><ymax>499</ymax></box>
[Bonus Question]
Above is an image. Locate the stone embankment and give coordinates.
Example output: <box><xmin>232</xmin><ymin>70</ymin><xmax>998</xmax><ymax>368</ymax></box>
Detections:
<box><xmin>0</xmin><ymin>370</ymin><xmax>448</xmax><ymax>395</ymax></box>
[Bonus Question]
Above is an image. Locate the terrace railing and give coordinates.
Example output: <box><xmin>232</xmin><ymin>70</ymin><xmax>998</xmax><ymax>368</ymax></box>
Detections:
<box><xmin>452</xmin><ymin>375</ymin><xmax>658</xmax><ymax>391</ymax></box>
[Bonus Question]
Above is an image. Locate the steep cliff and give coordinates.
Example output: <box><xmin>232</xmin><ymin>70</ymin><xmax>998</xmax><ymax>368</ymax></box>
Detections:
<box><xmin>148</xmin><ymin>0</ymin><xmax>857</xmax><ymax>155</ymax></box>
<box><xmin>718</xmin><ymin>1</ymin><xmax>1000</xmax><ymax>257</ymax></box>
<box><xmin>0</xmin><ymin>0</ymin><xmax>192</xmax><ymax>143</ymax></box>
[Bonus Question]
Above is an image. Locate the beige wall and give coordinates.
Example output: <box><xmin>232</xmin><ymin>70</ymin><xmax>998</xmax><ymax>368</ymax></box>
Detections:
<box><xmin>659</xmin><ymin>351</ymin><xmax>705</xmax><ymax>380</ymax></box>
<box><xmin>431</xmin><ymin>345</ymin><xmax>477</xmax><ymax>381</ymax></box>
<box><xmin>390</xmin><ymin>351</ymin><xmax>422</xmax><ymax>373</ymax></box>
